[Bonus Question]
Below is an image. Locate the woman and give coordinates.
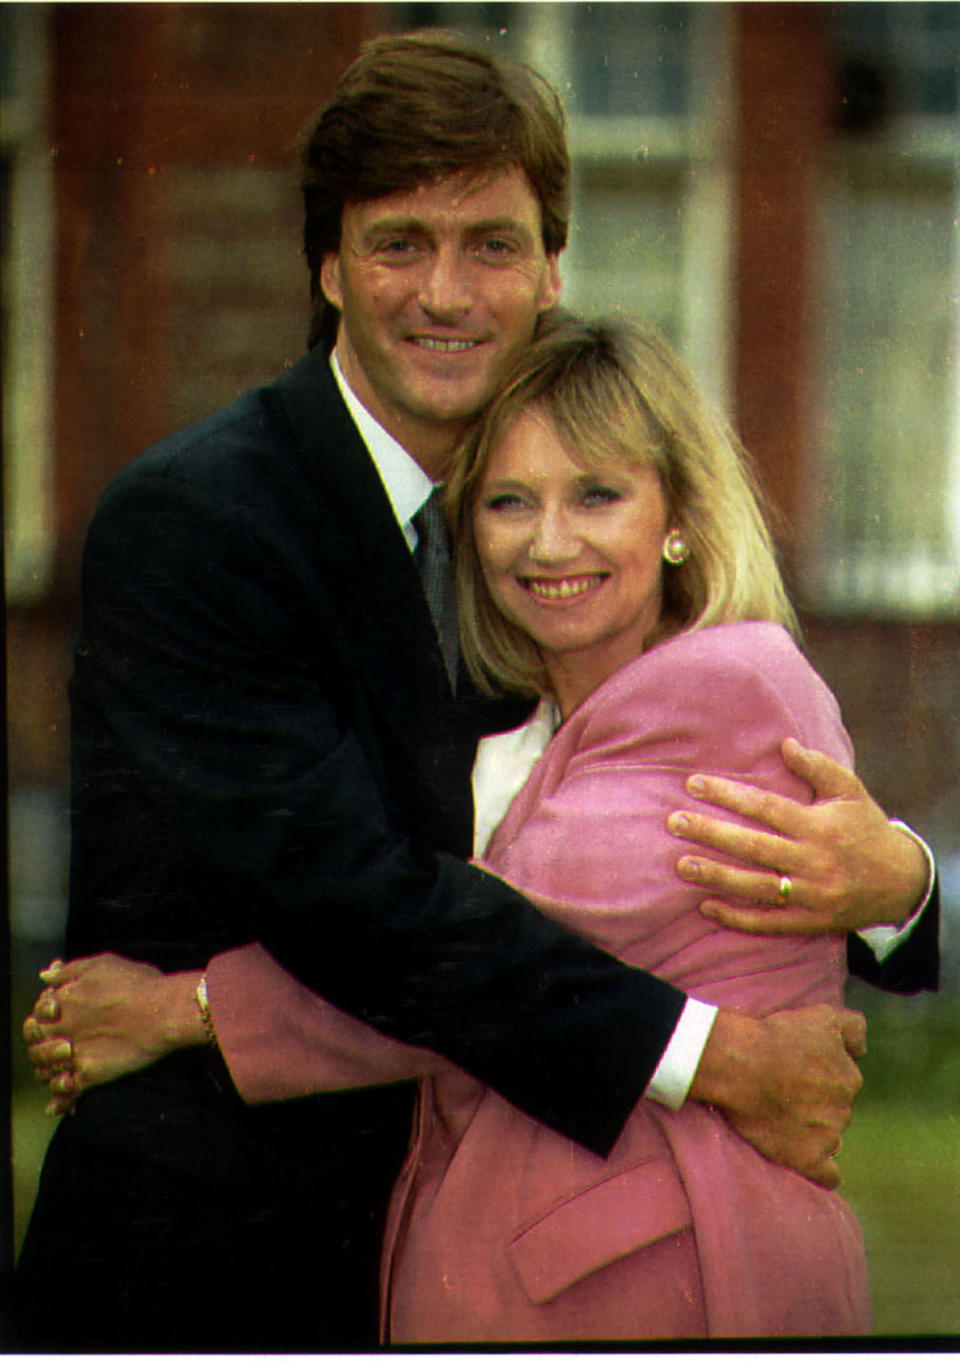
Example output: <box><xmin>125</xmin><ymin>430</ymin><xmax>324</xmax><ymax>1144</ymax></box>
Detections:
<box><xmin>29</xmin><ymin>316</ymin><xmax>870</xmax><ymax>1339</ymax></box>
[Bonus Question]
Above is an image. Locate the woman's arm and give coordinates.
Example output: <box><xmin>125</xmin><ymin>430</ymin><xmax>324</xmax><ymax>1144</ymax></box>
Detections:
<box><xmin>25</xmin><ymin>943</ymin><xmax>449</xmax><ymax>1115</ymax></box>
<box><xmin>205</xmin><ymin>942</ymin><xmax>450</xmax><ymax>1100</ymax></box>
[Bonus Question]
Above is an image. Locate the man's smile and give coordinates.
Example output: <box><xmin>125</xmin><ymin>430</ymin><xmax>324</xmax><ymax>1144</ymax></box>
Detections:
<box><xmin>409</xmin><ymin>336</ymin><xmax>485</xmax><ymax>353</ymax></box>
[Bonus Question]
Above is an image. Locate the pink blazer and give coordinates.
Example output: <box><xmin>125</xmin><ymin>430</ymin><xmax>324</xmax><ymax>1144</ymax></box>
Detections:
<box><xmin>207</xmin><ymin>622</ymin><xmax>870</xmax><ymax>1340</ymax></box>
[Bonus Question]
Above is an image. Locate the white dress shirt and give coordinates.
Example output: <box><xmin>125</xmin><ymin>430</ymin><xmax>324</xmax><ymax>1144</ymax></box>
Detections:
<box><xmin>330</xmin><ymin>351</ymin><xmax>435</xmax><ymax>548</ymax></box>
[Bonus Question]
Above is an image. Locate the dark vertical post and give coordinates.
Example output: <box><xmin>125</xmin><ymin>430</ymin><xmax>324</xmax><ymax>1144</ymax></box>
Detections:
<box><xmin>732</xmin><ymin>2</ymin><xmax>832</xmax><ymax>557</ymax></box>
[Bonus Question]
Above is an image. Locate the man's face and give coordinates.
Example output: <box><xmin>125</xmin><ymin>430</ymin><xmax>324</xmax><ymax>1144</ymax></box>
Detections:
<box><xmin>320</xmin><ymin>168</ymin><xmax>561</xmax><ymax>475</ymax></box>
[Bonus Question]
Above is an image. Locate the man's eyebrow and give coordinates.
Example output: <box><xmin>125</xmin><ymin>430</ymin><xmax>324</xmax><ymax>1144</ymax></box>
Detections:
<box><xmin>360</xmin><ymin>216</ymin><xmax>426</xmax><ymax>238</ymax></box>
<box><xmin>359</xmin><ymin>215</ymin><xmax>535</xmax><ymax>242</ymax></box>
<box><xmin>465</xmin><ymin>216</ymin><xmax>534</xmax><ymax>237</ymax></box>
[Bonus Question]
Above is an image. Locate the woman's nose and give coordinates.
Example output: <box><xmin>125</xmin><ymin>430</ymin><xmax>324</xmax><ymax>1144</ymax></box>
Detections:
<box><xmin>528</xmin><ymin>510</ymin><xmax>579</xmax><ymax>564</ymax></box>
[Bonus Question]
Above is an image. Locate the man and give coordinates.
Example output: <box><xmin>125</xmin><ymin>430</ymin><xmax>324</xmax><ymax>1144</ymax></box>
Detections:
<box><xmin>15</xmin><ymin>31</ymin><xmax>937</xmax><ymax>1352</ymax></box>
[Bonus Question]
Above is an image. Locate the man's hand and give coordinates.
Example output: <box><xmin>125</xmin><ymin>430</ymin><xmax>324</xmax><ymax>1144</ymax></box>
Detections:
<box><xmin>668</xmin><ymin>738</ymin><xmax>929</xmax><ymax>935</ymax></box>
<box><xmin>23</xmin><ymin>953</ymin><xmax>205</xmax><ymax>1116</ymax></box>
<box><xmin>690</xmin><ymin>1003</ymin><xmax>867</xmax><ymax>1188</ymax></box>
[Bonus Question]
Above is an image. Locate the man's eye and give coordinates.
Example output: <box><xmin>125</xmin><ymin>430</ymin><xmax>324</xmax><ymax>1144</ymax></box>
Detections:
<box><xmin>377</xmin><ymin>238</ymin><xmax>417</xmax><ymax>257</ymax></box>
<box><xmin>476</xmin><ymin>237</ymin><xmax>517</xmax><ymax>259</ymax></box>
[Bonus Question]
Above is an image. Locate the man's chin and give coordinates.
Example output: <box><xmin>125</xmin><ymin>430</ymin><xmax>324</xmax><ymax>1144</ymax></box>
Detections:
<box><xmin>405</xmin><ymin>383</ymin><xmax>492</xmax><ymax>429</ymax></box>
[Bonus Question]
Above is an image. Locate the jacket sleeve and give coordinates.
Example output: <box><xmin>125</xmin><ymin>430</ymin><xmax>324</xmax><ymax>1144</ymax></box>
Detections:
<box><xmin>847</xmin><ymin>878</ymin><xmax>940</xmax><ymax>993</ymax></box>
<box><xmin>72</xmin><ymin>468</ymin><xmax>684</xmax><ymax>1157</ymax></box>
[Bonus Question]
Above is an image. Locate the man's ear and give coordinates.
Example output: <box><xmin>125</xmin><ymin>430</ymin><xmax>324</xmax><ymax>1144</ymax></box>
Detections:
<box><xmin>538</xmin><ymin>255</ymin><xmax>562</xmax><ymax>313</ymax></box>
<box><xmin>319</xmin><ymin>253</ymin><xmax>344</xmax><ymax>310</ymax></box>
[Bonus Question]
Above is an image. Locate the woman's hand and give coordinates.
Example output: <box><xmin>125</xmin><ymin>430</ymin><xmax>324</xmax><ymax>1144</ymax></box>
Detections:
<box><xmin>23</xmin><ymin>954</ymin><xmax>206</xmax><ymax>1116</ymax></box>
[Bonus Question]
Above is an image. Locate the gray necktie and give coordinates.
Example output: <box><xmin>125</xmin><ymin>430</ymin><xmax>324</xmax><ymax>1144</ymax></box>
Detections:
<box><xmin>413</xmin><ymin>488</ymin><xmax>459</xmax><ymax>686</ymax></box>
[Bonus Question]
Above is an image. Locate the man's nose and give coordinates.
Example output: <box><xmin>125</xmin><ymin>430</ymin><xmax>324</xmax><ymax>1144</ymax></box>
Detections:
<box><xmin>417</xmin><ymin>248</ymin><xmax>473</xmax><ymax>319</ymax></box>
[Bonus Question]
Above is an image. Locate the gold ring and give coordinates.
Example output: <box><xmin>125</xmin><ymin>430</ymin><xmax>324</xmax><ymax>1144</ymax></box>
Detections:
<box><xmin>777</xmin><ymin>874</ymin><xmax>793</xmax><ymax>903</ymax></box>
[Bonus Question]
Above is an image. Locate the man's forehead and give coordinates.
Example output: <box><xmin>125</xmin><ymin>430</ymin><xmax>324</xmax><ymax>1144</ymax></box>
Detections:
<box><xmin>345</xmin><ymin>167</ymin><xmax>542</xmax><ymax>233</ymax></box>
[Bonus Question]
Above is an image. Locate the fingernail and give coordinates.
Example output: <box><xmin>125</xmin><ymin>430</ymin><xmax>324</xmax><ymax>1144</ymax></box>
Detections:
<box><xmin>699</xmin><ymin>902</ymin><xmax>720</xmax><ymax>920</ymax></box>
<box><xmin>44</xmin><ymin>1100</ymin><xmax>61</xmax><ymax>1118</ymax></box>
<box><xmin>687</xmin><ymin>775</ymin><xmax>706</xmax><ymax>796</ymax></box>
<box><xmin>668</xmin><ymin>812</ymin><xmax>690</xmax><ymax>833</ymax></box>
<box><xmin>677</xmin><ymin>857</ymin><xmax>700</xmax><ymax>878</ymax></box>
<box><xmin>51</xmin><ymin>1041</ymin><xmax>73</xmax><ymax>1063</ymax></box>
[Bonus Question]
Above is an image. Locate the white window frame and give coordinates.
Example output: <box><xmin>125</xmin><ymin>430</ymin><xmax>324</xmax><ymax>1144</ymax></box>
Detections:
<box><xmin>3</xmin><ymin>6</ymin><xmax>56</xmax><ymax>605</ymax></box>
<box><xmin>801</xmin><ymin>12</ymin><xmax>960</xmax><ymax>618</ymax></box>
<box><xmin>387</xmin><ymin>2</ymin><xmax>735</xmax><ymax>410</ymax></box>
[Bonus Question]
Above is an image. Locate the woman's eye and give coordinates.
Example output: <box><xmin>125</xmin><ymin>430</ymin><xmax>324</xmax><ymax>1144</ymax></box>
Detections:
<box><xmin>581</xmin><ymin>485</ymin><xmax>622</xmax><ymax>506</ymax></box>
<box><xmin>485</xmin><ymin>492</ymin><xmax>526</xmax><ymax>512</ymax></box>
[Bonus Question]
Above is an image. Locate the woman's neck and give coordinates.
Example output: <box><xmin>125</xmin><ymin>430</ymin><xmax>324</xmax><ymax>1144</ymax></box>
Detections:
<box><xmin>546</xmin><ymin>615</ymin><xmax>683</xmax><ymax>720</ymax></box>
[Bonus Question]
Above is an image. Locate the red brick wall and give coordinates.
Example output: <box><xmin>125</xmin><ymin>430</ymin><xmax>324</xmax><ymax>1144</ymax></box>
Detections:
<box><xmin>51</xmin><ymin>2</ymin><xmax>374</xmax><ymax>584</ymax></box>
<box><xmin>10</xmin><ymin>4</ymin><xmax>377</xmax><ymax>786</ymax></box>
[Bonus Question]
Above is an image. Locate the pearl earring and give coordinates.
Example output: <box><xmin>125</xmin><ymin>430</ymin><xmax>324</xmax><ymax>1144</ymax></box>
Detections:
<box><xmin>662</xmin><ymin>529</ymin><xmax>689</xmax><ymax>565</ymax></box>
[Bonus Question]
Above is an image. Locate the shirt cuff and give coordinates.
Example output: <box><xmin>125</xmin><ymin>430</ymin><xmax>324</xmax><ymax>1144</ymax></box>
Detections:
<box><xmin>645</xmin><ymin>825</ymin><xmax>934</xmax><ymax>1109</ymax></box>
<box><xmin>858</xmin><ymin>821</ymin><xmax>936</xmax><ymax>963</ymax></box>
<box><xmin>645</xmin><ymin>997</ymin><xmax>718</xmax><ymax>1111</ymax></box>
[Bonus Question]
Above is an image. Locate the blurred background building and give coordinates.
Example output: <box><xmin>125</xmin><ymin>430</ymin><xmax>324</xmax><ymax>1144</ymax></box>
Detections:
<box><xmin>4</xmin><ymin>1</ymin><xmax>959</xmax><ymax>1335</ymax></box>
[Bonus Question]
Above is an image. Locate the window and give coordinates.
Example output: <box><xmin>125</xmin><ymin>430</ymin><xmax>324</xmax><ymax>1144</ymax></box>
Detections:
<box><xmin>2</xmin><ymin>5</ymin><xmax>55</xmax><ymax>604</ymax></box>
<box><xmin>802</xmin><ymin>3</ymin><xmax>960</xmax><ymax>616</ymax></box>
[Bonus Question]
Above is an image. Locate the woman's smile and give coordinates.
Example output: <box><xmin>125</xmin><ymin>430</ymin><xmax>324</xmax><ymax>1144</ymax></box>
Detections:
<box><xmin>521</xmin><ymin>573</ymin><xmax>610</xmax><ymax>601</ymax></box>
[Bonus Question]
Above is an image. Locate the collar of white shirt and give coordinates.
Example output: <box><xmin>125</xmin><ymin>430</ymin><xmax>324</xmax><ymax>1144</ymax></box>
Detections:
<box><xmin>471</xmin><ymin>698</ymin><xmax>559</xmax><ymax>859</ymax></box>
<box><xmin>330</xmin><ymin>349</ymin><xmax>435</xmax><ymax>552</ymax></box>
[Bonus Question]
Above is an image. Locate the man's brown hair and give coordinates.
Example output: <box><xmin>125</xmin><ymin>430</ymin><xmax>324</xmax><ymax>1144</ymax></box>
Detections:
<box><xmin>301</xmin><ymin>29</ymin><xmax>570</xmax><ymax>349</ymax></box>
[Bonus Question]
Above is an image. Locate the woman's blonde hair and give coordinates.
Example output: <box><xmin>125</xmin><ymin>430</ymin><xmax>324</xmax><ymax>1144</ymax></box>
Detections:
<box><xmin>445</xmin><ymin>313</ymin><xmax>798</xmax><ymax>697</ymax></box>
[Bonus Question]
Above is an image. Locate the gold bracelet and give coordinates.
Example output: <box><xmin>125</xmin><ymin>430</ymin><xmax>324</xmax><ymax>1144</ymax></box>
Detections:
<box><xmin>195</xmin><ymin>974</ymin><xmax>219</xmax><ymax>1050</ymax></box>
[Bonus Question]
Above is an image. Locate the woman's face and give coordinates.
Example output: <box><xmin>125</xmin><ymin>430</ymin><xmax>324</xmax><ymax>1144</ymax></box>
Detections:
<box><xmin>473</xmin><ymin>404</ymin><xmax>669</xmax><ymax>713</ymax></box>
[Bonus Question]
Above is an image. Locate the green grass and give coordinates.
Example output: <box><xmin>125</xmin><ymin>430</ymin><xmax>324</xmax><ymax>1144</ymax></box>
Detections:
<box><xmin>12</xmin><ymin>1084</ymin><xmax>959</xmax><ymax>1338</ymax></box>
<box><xmin>13</xmin><ymin>1086</ymin><xmax>56</xmax><ymax>1258</ymax></box>
<box><xmin>838</xmin><ymin>1100</ymin><xmax>960</xmax><ymax>1337</ymax></box>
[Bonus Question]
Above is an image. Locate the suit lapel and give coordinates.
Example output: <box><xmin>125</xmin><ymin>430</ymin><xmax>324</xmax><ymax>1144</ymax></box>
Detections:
<box><xmin>268</xmin><ymin>350</ymin><xmax>480</xmax><ymax>844</ymax></box>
